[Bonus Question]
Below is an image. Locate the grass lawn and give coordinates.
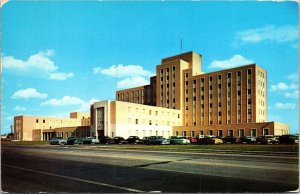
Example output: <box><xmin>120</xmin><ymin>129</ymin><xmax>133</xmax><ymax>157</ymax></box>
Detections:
<box><xmin>104</xmin><ymin>144</ymin><xmax>299</xmax><ymax>153</ymax></box>
<box><xmin>2</xmin><ymin>140</ymin><xmax>298</xmax><ymax>153</ymax></box>
<box><xmin>1</xmin><ymin>140</ymin><xmax>49</xmax><ymax>145</ymax></box>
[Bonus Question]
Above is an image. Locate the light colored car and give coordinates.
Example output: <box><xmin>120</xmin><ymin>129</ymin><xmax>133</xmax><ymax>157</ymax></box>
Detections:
<box><xmin>50</xmin><ymin>137</ymin><xmax>67</xmax><ymax>145</ymax></box>
<box><xmin>83</xmin><ymin>137</ymin><xmax>100</xmax><ymax>144</ymax></box>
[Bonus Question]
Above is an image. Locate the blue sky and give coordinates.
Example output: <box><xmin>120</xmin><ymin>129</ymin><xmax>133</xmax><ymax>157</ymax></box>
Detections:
<box><xmin>1</xmin><ymin>1</ymin><xmax>299</xmax><ymax>134</ymax></box>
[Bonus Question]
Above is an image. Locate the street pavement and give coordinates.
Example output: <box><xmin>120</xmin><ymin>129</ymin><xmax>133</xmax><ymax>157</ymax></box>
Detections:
<box><xmin>1</xmin><ymin>145</ymin><xmax>299</xmax><ymax>193</ymax></box>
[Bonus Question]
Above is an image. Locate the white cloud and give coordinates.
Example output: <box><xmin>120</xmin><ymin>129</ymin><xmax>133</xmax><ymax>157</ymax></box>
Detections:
<box><xmin>41</xmin><ymin>96</ymin><xmax>85</xmax><ymax>106</ymax></box>
<box><xmin>234</xmin><ymin>25</ymin><xmax>298</xmax><ymax>45</ymax></box>
<box><xmin>41</xmin><ymin>96</ymin><xmax>98</xmax><ymax>112</ymax></box>
<box><xmin>94</xmin><ymin>64</ymin><xmax>154</xmax><ymax>78</ymax></box>
<box><xmin>49</xmin><ymin>72</ymin><xmax>74</xmax><ymax>80</ymax></box>
<box><xmin>5</xmin><ymin>116</ymin><xmax>14</xmax><ymax>121</ymax></box>
<box><xmin>284</xmin><ymin>90</ymin><xmax>299</xmax><ymax>99</ymax></box>
<box><xmin>2</xmin><ymin>49</ymin><xmax>73</xmax><ymax>80</ymax></box>
<box><xmin>13</xmin><ymin>106</ymin><xmax>26</xmax><ymax>111</ymax></box>
<box><xmin>270</xmin><ymin>82</ymin><xmax>298</xmax><ymax>91</ymax></box>
<box><xmin>12</xmin><ymin>88</ymin><xmax>48</xmax><ymax>99</ymax></box>
<box><xmin>286</xmin><ymin>73</ymin><xmax>299</xmax><ymax>82</ymax></box>
<box><xmin>275</xmin><ymin>102</ymin><xmax>296</xmax><ymax>110</ymax></box>
<box><xmin>209</xmin><ymin>55</ymin><xmax>254</xmax><ymax>69</ymax></box>
<box><xmin>117</xmin><ymin>76</ymin><xmax>149</xmax><ymax>89</ymax></box>
<box><xmin>78</xmin><ymin>98</ymin><xmax>99</xmax><ymax>112</ymax></box>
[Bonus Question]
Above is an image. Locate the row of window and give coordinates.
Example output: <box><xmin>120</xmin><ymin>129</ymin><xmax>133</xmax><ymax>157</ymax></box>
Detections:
<box><xmin>128</xmin><ymin>129</ymin><xmax>171</xmax><ymax>138</ymax></box>
<box><xmin>127</xmin><ymin>107</ymin><xmax>180</xmax><ymax>118</ymax></box>
<box><xmin>130</xmin><ymin>118</ymin><xmax>180</xmax><ymax>126</ymax></box>
<box><xmin>174</xmin><ymin>128</ymin><xmax>269</xmax><ymax>137</ymax></box>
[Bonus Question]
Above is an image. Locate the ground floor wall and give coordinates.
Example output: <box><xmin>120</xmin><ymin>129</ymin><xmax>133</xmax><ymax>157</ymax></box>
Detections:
<box><xmin>31</xmin><ymin>126</ymin><xmax>91</xmax><ymax>141</ymax></box>
<box><xmin>114</xmin><ymin>123</ymin><xmax>172</xmax><ymax>139</ymax></box>
<box><xmin>172</xmin><ymin>122</ymin><xmax>289</xmax><ymax>137</ymax></box>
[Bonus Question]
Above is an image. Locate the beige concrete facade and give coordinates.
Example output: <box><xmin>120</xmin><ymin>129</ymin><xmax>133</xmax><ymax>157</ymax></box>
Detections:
<box><xmin>173</xmin><ymin>122</ymin><xmax>289</xmax><ymax>137</ymax></box>
<box><xmin>114</xmin><ymin>51</ymin><xmax>289</xmax><ymax>137</ymax></box>
<box><xmin>14</xmin><ymin>112</ymin><xmax>90</xmax><ymax>141</ymax></box>
<box><xmin>91</xmin><ymin>100</ymin><xmax>182</xmax><ymax>138</ymax></box>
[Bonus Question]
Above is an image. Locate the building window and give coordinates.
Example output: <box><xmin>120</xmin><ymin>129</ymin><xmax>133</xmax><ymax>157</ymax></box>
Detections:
<box><xmin>263</xmin><ymin>128</ymin><xmax>269</xmax><ymax>135</ymax></box>
<box><xmin>36</xmin><ymin>119</ymin><xmax>39</xmax><ymax>123</ymax></box>
<box><xmin>43</xmin><ymin>119</ymin><xmax>45</xmax><ymax>123</ymax></box>
<box><xmin>136</xmin><ymin>119</ymin><xmax>138</xmax><ymax>124</ymax></box>
<box><xmin>239</xmin><ymin>129</ymin><xmax>245</xmax><ymax>137</ymax></box>
<box><xmin>199</xmin><ymin>130</ymin><xmax>204</xmax><ymax>135</ymax></box>
<box><xmin>227</xmin><ymin>73</ymin><xmax>231</xmax><ymax>78</ymax></box>
<box><xmin>149</xmin><ymin>120</ymin><xmax>152</xmax><ymax>125</ymax></box>
<box><xmin>251</xmin><ymin>129</ymin><xmax>257</xmax><ymax>137</ymax></box>
<box><xmin>191</xmin><ymin>131</ymin><xmax>195</xmax><ymax>137</ymax></box>
<box><xmin>208</xmin><ymin>130</ymin><xmax>213</xmax><ymax>135</ymax></box>
<box><xmin>218</xmin><ymin>130</ymin><xmax>223</xmax><ymax>137</ymax></box>
<box><xmin>182</xmin><ymin>131</ymin><xmax>187</xmax><ymax>136</ymax></box>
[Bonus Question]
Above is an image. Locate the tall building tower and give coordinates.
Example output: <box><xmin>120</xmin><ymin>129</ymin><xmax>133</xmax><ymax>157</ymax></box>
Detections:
<box><xmin>115</xmin><ymin>51</ymin><xmax>287</xmax><ymax>137</ymax></box>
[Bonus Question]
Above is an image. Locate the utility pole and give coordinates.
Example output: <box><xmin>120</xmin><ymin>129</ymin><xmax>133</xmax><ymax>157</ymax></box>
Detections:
<box><xmin>180</xmin><ymin>39</ymin><xmax>183</xmax><ymax>53</ymax></box>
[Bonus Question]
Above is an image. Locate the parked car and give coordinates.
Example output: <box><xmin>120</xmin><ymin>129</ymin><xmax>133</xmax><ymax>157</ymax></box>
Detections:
<box><xmin>198</xmin><ymin>135</ymin><xmax>223</xmax><ymax>145</ymax></box>
<box><xmin>169</xmin><ymin>136</ymin><xmax>191</xmax><ymax>145</ymax></box>
<box><xmin>50</xmin><ymin>137</ymin><xmax>67</xmax><ymax>145</ymax></box>
<box><xmin>279</xmin><ymin>135</ymin><xmax>299</xmax><ymax>144</ymax></box>
<box><xmin>126</xmin><ymin>136</ymin><xmax>140</xmax><ymax>144</ymax></box>
<box><xmin>139</xmin><ymin>136</ymin><xmax>150</xmax><ymax>144</ymax></box>
<box><xmin>67</xmin><ymin>137</ymin><xmax>83</xmax><ymax>145</ymax></box>
<box><xmin>99</xmin><ymin>136</ymin><xmax>113</xmax><ymax>144</ymax></box>
<box><xmin>223</xmin><ymin>136</ymin><xmax>240</xmax><ymax>143</ymax></box>
<box><xmin>256</xmin><ymin>135</ymin><xmax>279</xmax><ymax>144</ymax></box>
<box><xmin>239</xmin><ymin>136</ymin><xmax>256</xmax><ymax>144</ymax></box>
<box><xmin>184</xmin><ymin>136</ymin><xmax>198</xmax><ymax>144</ymax></box>
<box><xmin>82</xmin><ymin>137</ymin><xmax>100</xmax><ymax>144</ymax></box>
<box><xmin>145</xmin><ymin>136</ymin><xmax>170</xmax><ymax>145</ymax></box>
<box><xmin>111</xmin><ymin>136</ymin><xmax>127</xmax><ymax>144</ymax></box>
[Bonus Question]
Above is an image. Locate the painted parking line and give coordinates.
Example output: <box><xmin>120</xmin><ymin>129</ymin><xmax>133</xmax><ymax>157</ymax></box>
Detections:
<box><xmin>3</xmin><ymin>164</ymin><xmax>145</xmax><ymax>193</ymax></box>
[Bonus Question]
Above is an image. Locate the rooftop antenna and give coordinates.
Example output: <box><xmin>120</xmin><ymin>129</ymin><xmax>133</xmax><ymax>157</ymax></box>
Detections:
<box><xmin>115</xmin><ymin>65</ymin><xmax>117</xmax><ymax>100</ymax></box>
<box><xmin>180</xmin><ymin>39</ymin><xmax>183</xmax><ymax>53</ymax></box>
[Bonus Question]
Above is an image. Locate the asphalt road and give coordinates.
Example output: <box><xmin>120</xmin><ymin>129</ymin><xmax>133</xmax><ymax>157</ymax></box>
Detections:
<box><xmin>1</xmin><ymin>145</ymin><xmax>299</xmax><ymax>193</ymax></box>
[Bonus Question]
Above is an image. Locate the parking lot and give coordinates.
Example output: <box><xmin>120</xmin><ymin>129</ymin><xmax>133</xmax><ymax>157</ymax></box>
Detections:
<box><xmin>1</xmin><ymin>142</ymin><xmax>298</xmax><ymax>193</ymax></box>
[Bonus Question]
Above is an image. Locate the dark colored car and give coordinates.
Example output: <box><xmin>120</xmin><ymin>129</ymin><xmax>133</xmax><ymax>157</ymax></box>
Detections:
<box><xmin>139</xmin><ymin>136</ymin><xmax>150</xmax><ymax>144</ymax></box>
<box><xmin>126</xmin><ymin>136</ymin><xmax>140</xmax><ymax>144</ymax></box>
<box><xmin>111</xmin><ymin>136</ymin><xmax>127</xmax><ymax>144</ymax></box>
<box><xmin>256</xmin><ymin>135</ymin><xmax>279</xmax><ymax>144</ymax></box>
<box><xmin>169</xmin><ymin>136</ymin><xmax>191</xmax><ymax>145</ymax></box>
<box><xmin>240</xmin><ymin>136</ymin><xmax>256</xmax><ymax>144</ymax></box>
<box><xmin>145</xmin><ymin>136</ymin><xmax>170</xmax><ymax>145</ymax></box>
<box><xmin>198</xmin><ymin>135</ymin><xmax>223</xmax><ymax>145</ymax></box>
<box><xmin>67</xmin><ymin>137</ymin><xmax>83</xmax><ymax>145</ymax></box>
<box><xmin>99</xmin><ymin>136</ymin><xmax>112</xmax><ymax>144</ymax></box>
<box><xmin>279</xmin><ymin>135</ymin><xmax>299</xmax><ymax>144</ymax></box>
<box><xmin>223</xmin><ymin>136</ymin><xmax>240</xmax><ymax>143</ymax></box>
